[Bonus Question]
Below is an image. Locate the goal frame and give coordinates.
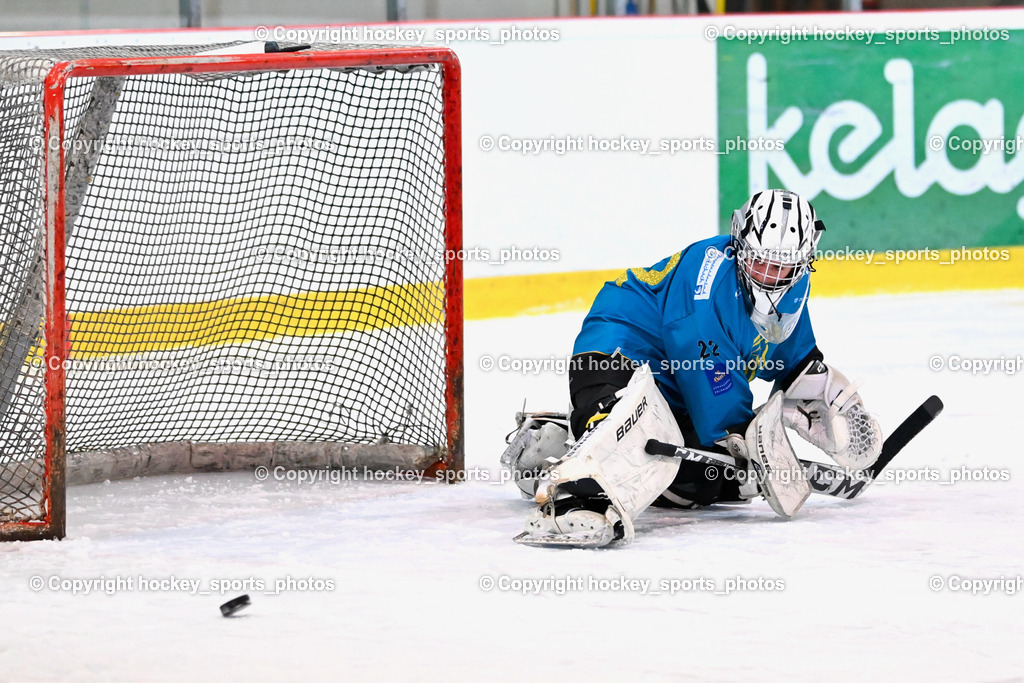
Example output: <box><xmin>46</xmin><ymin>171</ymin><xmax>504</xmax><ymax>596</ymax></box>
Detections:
<box><xmin>1</xmin><ymin>46</ymin><xmax>463</xmax><ymax>542</ymax></box>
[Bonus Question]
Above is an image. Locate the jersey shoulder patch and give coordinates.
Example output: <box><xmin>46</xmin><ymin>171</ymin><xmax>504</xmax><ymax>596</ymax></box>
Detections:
<box><xmin>693</xmin><ymin>246</ymin><xmax>726</xmax><ymax>300</ymax></box>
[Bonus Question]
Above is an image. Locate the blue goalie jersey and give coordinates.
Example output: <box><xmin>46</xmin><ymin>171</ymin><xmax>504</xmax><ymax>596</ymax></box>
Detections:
<box><xmin>573</xmin><ymin>235</ymin><xmax>817</xmax><ymax>448</ymax></box>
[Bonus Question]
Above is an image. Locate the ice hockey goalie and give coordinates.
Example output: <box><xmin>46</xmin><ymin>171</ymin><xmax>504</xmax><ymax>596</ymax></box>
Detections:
<box><xmin>501</xmin><ymin>189</ymin><xmax>883</xmax><ymax>548</ymax></box>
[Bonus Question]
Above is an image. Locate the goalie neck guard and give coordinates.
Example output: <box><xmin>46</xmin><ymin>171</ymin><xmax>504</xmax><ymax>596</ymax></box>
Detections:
<box><xmin>729</xmin><ymin>189</ymin><xmax>825</xmax><ymax>344</ymax></box>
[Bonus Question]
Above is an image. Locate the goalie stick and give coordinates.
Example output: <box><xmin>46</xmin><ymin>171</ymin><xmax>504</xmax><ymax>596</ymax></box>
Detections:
<box><xmin>645</xmin><ymin>394</ymin><xmax>944</xmax><ymax>501</ymax></box>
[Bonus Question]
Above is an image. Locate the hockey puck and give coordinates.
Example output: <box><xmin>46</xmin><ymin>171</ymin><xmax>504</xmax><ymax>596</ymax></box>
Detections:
<box><xmin>220</xmin><ymin>594</ymin><xmax>251</xmax><ymax>617</ymax></box>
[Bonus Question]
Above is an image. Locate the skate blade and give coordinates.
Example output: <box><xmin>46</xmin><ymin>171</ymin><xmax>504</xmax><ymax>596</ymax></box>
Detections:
<box><xmin>512</xmin><ymin>529</ymin><xmax>614</xmax><ymax>549</ymax></box>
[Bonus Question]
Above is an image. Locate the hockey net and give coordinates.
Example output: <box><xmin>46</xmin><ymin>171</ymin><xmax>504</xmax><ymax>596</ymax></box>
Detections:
<box><xmin>0</xmin><ymin>43</ymin><xmax>463</xmax><ymax>540</ymax></box>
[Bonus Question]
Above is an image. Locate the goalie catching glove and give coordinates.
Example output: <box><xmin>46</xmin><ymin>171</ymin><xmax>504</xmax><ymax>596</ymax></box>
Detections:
<box><xmin>781</xmin><ymin>360</ymin><xmax>883</xmax><ymax>471</ymax></box>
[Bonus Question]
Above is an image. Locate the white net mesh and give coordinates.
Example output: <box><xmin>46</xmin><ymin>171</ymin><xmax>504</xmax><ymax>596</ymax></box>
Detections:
<box><xmin>0</xmin><ymin>43</ymin><xmax>458</xmax><ymax>537</ymax></box>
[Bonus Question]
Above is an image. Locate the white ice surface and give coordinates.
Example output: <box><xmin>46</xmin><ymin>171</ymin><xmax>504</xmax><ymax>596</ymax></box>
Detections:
<box><xmin>2</xmin><ymin>289</ymin><xmax>1023</xmax><ymax>682</ymax></box>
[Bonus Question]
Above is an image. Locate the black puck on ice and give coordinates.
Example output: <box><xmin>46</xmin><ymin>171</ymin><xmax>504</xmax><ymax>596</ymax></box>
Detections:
<box><xmin>220</xmin><ymin>594</ymin><xmax>251</xmax><ymax>617</ymax></box>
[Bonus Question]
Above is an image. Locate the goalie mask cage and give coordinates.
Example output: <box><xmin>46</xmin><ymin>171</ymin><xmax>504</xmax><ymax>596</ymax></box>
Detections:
<box><xmin>0</xmin><ymin>43</ymin><xmax>463</xmax><ymax>541</ymax></box>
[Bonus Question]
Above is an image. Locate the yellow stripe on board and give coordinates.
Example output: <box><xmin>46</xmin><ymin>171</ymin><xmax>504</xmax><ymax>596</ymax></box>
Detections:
<box><xmin>59</xmin><ymin>246</ymin><xmax>1023</xmax><ymax>357</ymax></box>
<box><xmin>810</xmin><ymin>246</ymin><xmax>1024</xmax><ymax>297</ymax></box>
<box><xmin>70</xmin><ymin>283</ymin><xmax>443</xmax><ymax>358</ymax></box>
<box><xmin>464</xmin><ymin>246</ymin><xmax>1024</xmax><ymax>320</ymax></box>
<box><xmin>464</xmin><ymin>269</ymin><xmax>622</xmax><ymax>320</ymax></box>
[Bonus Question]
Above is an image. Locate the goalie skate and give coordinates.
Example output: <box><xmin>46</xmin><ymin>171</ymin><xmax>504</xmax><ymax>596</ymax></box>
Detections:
<box><xmin>500</xmin><ymin>411</ymin><xmax>570</xmax><ymax>499</ymax></box>
<box><xmin>513</xmin><ymin>501</ymin><xmax>623</xmax><ymax>548</ymax></box>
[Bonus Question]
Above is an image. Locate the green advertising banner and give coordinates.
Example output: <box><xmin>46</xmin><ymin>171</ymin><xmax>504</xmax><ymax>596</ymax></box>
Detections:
<box><xmin>717</xmin><ymin>29</ymin><xmax>1024</xmax><ymax>251</ymax></box>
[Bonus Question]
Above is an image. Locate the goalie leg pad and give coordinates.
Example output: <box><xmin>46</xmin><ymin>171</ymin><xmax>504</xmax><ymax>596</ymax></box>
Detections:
<box><xmin>521</xmin><ymin>365</ymin><xmax>683</xmax><ymax>546</ymax></box>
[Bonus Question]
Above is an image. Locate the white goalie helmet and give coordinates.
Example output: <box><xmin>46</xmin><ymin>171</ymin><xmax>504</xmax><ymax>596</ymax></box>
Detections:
<box><xmin>730</xmin><ymin>189</ymin><xmax>825</xmax><ymax>344</ymax></box>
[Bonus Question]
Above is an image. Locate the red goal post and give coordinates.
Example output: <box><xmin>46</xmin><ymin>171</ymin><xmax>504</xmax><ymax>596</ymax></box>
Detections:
<box><xmin>0</xmin><ymin>43</ymin><xmax>463</xmax><ymax>541</ymax></box>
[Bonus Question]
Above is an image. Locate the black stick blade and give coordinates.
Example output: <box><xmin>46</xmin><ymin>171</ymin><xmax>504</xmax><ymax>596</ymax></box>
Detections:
<box><xmin>868</xmin><ymin>395</ymin><xmax>944</xmax><ymax>478</ymax></box>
